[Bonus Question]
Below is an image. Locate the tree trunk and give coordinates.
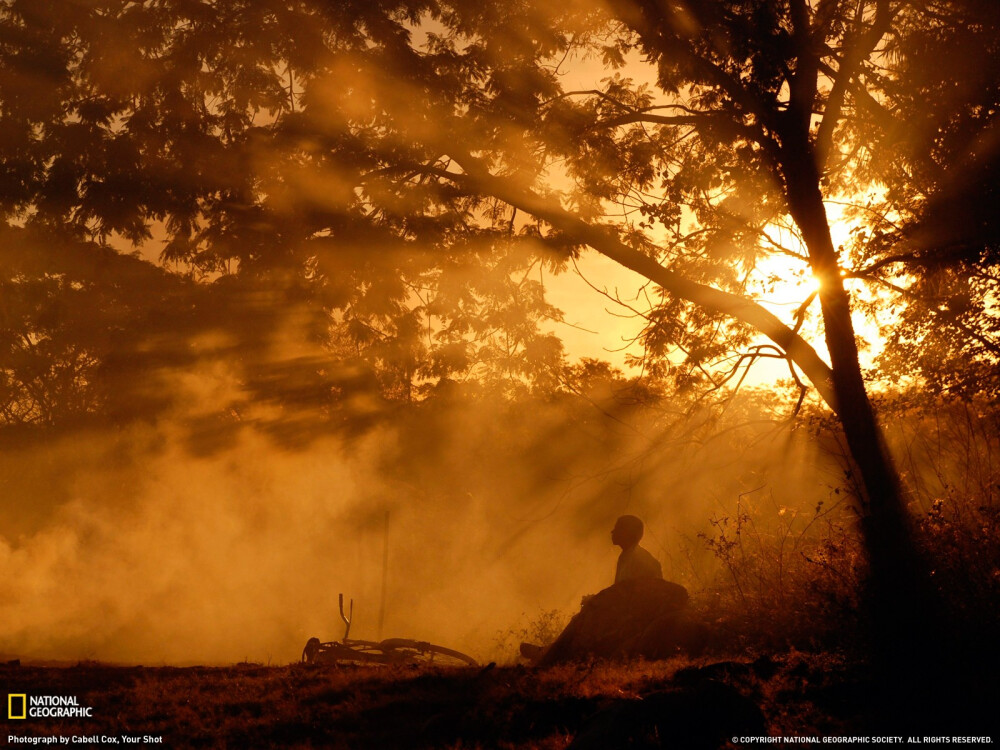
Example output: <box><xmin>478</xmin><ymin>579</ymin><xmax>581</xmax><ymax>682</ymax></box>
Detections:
<box><xmin>783</xmin><ymin>152</ymin><xmax>946</xmax><ymax>677</ymax></box>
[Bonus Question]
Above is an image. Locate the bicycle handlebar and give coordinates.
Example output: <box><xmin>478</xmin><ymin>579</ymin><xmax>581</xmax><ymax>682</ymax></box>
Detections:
<box><xmin>339</xmin><ymin>593</ymin><xmax>354</xmax><ymax>641</ymax></box>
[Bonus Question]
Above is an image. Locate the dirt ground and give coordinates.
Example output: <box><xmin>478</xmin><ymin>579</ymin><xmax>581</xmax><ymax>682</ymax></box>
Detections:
<box><xmin>1</xmin><ymin>652</ymin><xmax>996</xmax><ymax>749</ymax></box>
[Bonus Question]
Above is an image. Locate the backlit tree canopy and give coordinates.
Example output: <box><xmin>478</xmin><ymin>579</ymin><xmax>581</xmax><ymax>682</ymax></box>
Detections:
<box><xmin>3</xmin><ymin>0</ymin><xmax>997</xmax><ymax>412</ymax></box>
<box><xmin>3</xmin><ymin>1</ymin><xmax>1000</xmax><ymax>635</ymax></box>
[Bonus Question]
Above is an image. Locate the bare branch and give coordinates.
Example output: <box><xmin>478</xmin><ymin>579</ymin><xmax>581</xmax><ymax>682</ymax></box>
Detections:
<box><xmin>415</xmin><ymin>152</ymin><xmax>839</xmax><ymax>410</ymax></box>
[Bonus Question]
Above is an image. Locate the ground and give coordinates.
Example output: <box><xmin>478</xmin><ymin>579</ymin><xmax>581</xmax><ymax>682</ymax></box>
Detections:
<box><xmin>5</xmin><ymin>650</ymin><xmax>992</xmax><ymax>749</ymax></box>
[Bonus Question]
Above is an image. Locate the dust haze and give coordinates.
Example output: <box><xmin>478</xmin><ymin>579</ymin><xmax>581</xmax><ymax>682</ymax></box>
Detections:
<box><xmin>0</xmin><ymin>339</ymin><xmax>849</xmax><ymax>665</ymax></box>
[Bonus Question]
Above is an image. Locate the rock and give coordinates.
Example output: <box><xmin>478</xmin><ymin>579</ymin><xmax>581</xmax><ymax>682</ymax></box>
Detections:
<box><xmin>537</xmin><ymin>578</ymin><xmax>692</xmax><ymax>666</ymax></box>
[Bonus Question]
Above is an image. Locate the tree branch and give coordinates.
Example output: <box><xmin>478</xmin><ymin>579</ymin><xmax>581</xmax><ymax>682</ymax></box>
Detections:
<box><xmin>609</xmin><ymin>0</ymin><xmax>782</xmax><ymax>133</ymax></box>
<box><xmin>848</xmin><ymin>270</ymin><xmax>1000</xmax><ymax>358</ymax></box>
<box><xmin>410</xmin><ymin>155</ymin><xmax>839</xmax><ymax>411</ymax></box>
<box><xmin>815</xmin><ymin>0</ymin><xmax>894</xmax><ymax>170</ymax></box>
<box><xmin>595</xmin><ymin>112</ymin><xmax>701</xmax><ymax>128</ymax></box>
<box><xmin>785</xmin><ymin>0</ymin><xmax>821</xmax><ymax>140</ymax></box>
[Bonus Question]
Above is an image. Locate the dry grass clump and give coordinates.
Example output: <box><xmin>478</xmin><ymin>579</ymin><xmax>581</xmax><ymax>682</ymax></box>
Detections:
<box><xmin>886</xmin><ymin>395</ymin><xmax>1000</xmax><ymax>648</ymax></box>
<box><xmin>492</xmin><ymin>609</ymin><xmax>571</xmax><ymax>664</ymax></box>
<box><xmin>687</xmin><ymin>490</ymin><xmax>866</xmax><ymax>654</ymax></box>
<box><xmin>675</xmin><ymin>396</ymin><xmax>1000</xmax><ymax>657</ymax></box>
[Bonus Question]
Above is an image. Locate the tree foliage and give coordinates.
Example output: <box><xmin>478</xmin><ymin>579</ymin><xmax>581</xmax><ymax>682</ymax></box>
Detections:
<box><xmin>844</xmin><ymin>0</ymin><xmax>1000</xmax><ymax>396</ymax></box>
<box><xmin>1</xmin><ymin>0</ymin><xmax>998</xmax><ymax>455</ymax></box>
<box><xmin>0</xmin><ymin>0</ymin><xmax>576</xmax><ymax>429</ymax></box>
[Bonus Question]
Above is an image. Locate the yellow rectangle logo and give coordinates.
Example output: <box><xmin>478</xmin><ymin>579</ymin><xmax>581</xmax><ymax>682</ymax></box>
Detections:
<box><xmin>8</xmin><ymin>693</ymin><xmax>27</xmax><ymax>719</ymax></box>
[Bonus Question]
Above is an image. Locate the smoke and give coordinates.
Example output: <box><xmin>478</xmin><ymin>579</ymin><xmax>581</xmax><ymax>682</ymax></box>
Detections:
<box><xmin>0</xmin><ymin>351</ymin><xmax>852</xmax><ymax>666</ymax></box>
<box><xmin>0</xmin><ymin>230</ymin><xmax>856</xmax><ymax>667</ymax></box>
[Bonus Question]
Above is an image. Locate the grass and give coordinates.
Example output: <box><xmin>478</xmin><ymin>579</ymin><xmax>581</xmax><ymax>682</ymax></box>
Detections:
<box><xmin>5</xmin><ymin>645</ymin><xmax>992</xmax><ymax>749</ymax></box>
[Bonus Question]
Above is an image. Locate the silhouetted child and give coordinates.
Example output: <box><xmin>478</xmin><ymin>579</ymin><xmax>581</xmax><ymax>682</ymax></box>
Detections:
<box><xmin>521</xmin><ymin>515</ymin><xmax>680</xmax><ymax>663</ymax></box>
<box><xmin>611</xmin><ymin>514</ymin><xmax>663</xmax><ymax>583</ymax></box>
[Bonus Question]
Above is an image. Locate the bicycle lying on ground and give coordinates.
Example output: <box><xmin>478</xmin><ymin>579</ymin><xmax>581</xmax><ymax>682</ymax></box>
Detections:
<box><xmin>302</xmin><ymin>594</ymin><xmax>478</xmax><ymax>667</ymax></box>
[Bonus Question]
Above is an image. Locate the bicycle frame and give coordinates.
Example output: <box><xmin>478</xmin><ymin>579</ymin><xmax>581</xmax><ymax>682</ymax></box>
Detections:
<box><xmin>301</xmin><ymin>593</ymin><xmax>478</xmax><ymax>667</ymax></box>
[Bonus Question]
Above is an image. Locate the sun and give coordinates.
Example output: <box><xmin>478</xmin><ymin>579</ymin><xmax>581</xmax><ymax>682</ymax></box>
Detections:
<box><xmin>742</xmin><ymin>200</ymin><xmax>897</xmax><ymax>385</ymax></box>
<box><xmin>752</xmin><ymin>202</ymin><xmax>858</xmax><ymax>313</ymax></box>
<box><xmin>544</xmin><ymin>200</ymin><xmax>886</xmax><ymax>384</ymax></box>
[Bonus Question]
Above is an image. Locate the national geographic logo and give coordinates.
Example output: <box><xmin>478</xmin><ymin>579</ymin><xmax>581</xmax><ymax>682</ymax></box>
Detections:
<box><xmin>6</xmin><ymin>694</ymin><xmax>93</xmax><ymax>719</ymax></box>
<box><xmin>8</xmin><ymin>694</ymin><xmax>26</xmax><ymax>719</ymax></box>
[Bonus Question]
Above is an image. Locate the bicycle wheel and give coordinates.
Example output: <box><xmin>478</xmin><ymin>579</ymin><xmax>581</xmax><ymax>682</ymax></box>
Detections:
<box><xmin>378</xmin><ymin>638</ymin><xmax>478</xmax><ymax>667</ymax></box>
<box><xmin>303</xmin><ymin>639</ymin><xmax>396</xmax><ymax>665</ymax></box>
